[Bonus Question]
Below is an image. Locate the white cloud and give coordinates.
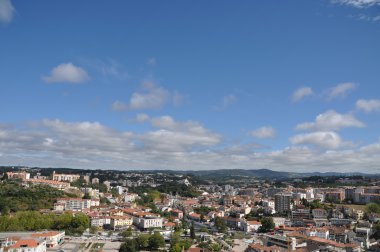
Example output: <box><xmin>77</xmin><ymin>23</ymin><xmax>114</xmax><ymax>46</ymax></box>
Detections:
<box><xmin>290</xmin><ymin>131</ymin><xmax>351</xmax><ymax>149</ymax></box>
<box><xmin>43</xmin><ymin>63</ymin><xmax>90</xmax><ymax>84</ymax></box>
<box><xmin>111</xmin><ymin>101</ymin><xmax>128</xmax><ymax>112</ymax></box>
<box><xmin>0</xmin><ymin>0</ymin><xmax>15</xmax><ymax>24</ymax></box>
<box><xmin>136</xmin><ymin>113</ymin><xmax>150</xmax><ymax>122</ymax></box>
<box><xmin>223</xmin><ymin>94</ymin><xmax>237</xmax><ymax>108</ymax></box>
<box><xmin>112</xmin><ymin>83</ymin><xmax>182</xmax><ymax>111</ymax></box>
<box><xmin>356</xmin><ymin>99</ymin><xmax>380</xmax><ymax>113</ymax></box>
<box><xmin>250</xmin><ymin>126</ymin><xmax>276</xmax><ymax>139</ymax></box>
<box><xmin>296</xmin><ymin>110</ymin><xmax>365</xmax><ymax>131</ymax></box>
<box><xmin>0</xmin><ymin>118</ymin><xmax>380</xmax><ymax>173</ymax></box>
<box><xmin>325</xmin><ymin>82</ymin><xmax>357</xmax><ymax>99</ymax></box>
<box><xmin>129</xmin><ymin>82</ymin><xmax>170</xmax><ymax>110</ymax></box>
<box><xmin>332</xmin><ymin>0</ymin><xmax>380</xmax><ymax>8</ymax></box>
<box><xmin>292</xmin><ymin>87</ymin><xmax>314</xmax><ymax>102</ymax></box>
<box><xmin>213</xmin><ymin>94</ymin><xmax>237</xmax><ymax>110</ymax></box>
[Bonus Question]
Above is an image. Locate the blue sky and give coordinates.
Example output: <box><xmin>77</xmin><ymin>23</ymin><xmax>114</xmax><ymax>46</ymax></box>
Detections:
<box><xmin>0</xmin><ymin>0</ymin><xmax>380</xmax><ymax>172</ymax></box>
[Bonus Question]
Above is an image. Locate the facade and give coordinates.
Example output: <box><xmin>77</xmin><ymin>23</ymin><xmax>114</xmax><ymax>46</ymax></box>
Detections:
<box><xmin>52</xmin><ymin>171</ymin><xmax>80</xmax><ymax>182</ymax></box>
<box><xmin>110</xmin><ymin>216</ymin><xmax>133</xmax><ymax>230</ymax></box>
<box><xmin>241</xmin><ymin>220</ymin><xmax>261</xmax><ymax>232</ymax></box>
<box><xmin>274</xmin><ymin>193</ymin><xmax>292</xmax><ymax>214</ymax></box>
<box><xmin>90</xmin><ymin>216</ymin><xmax>111</xmax><ymax>227</ymax></box>
<box><xmin>0</xmin><ymin>231</ymin><xmax>64</xmax><ymax>251</ymax></box>
<box><xmin>56</xmin><ymin>198</ymin><xmax>92</xmax><ymax>211</ymax></box>
<box><xmin>6</xmin><ymin>171</ymin><xmax>30</xmax><ymax>181</ymax></box>
<box><xmin>26</xmin><ymin>179</ymin><xmax>70</xmax><ymax>190</ymax></box>
<box><xmin>133</xmin><ymin>216</ymin><xmax>163</xmax><ymax>230</ymax></box>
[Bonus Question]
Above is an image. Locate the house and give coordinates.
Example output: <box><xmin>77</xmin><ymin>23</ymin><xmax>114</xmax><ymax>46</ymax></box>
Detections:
<box><xmin>8</xmin><ymin>239</ymin><xmax>46</xmax><ymax>252</ymax></box>
<box><xmin>110</xmin><ymin>216</ymin><xmax>133</xmax><ymax>230</ymax></box>
<box><xmin>30</xmin><ymin>231</ymin><xmax>65</xmax><ymax>248</ymax></box>
<box><xmin>312</xmin><ymin>208</ymin><xmax>327</xmax><ymax>219</ymax></box>
<box><xmin>241</xmin><ymin>220</ymin><xmax>262</xmax><ymax>232</ymax></box>
<box><xmin>245</xmin><ymin>243</ymin><xmax>282</xmax><ymax>252</ymax></box>
<box><xmin>171</xmin><ymin>209</ymin><xmax>184</xmax><ymax>219</ymax></box>
<box><xmin>188</xmin><ymin>212</ymin><xmax>201</xmax><ymax>222</ymax></box>
<box><xmin>223</xmin><ymin>216</ymin><xmax>241</xmax><ymax>230</ymax></box>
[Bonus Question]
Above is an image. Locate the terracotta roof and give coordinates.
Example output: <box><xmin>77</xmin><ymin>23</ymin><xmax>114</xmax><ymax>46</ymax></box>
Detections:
<box><xmin>31</xmin><ymin>231</ymin><xmax>60</xmax><ymax>237</ymax></box>
<box><xmin>10</xmin><ymin>239</ymin><xmax>39</xmax><ymax>248</ymax></box>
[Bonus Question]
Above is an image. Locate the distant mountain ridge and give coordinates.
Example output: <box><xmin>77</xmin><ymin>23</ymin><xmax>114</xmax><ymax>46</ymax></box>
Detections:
<box><xmin>1</xmin><ymin>166</ymin><xmax>379</xmax><ymax>179</ymax></box>
<box><xmin>179</xmin><ymin>168</ymin><xmax>380</xmax><ymax>179</ymax></box>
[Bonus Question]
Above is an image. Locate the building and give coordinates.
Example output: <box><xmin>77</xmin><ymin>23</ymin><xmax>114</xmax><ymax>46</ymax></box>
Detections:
<box><xmin>55</xmin><ymin>198</ymin><xmax>92</xmax><ymax>211</ymax></box>
<box><xmin>171</xmin><ymin>209</ymin><xmax>184</xmax><ymax>219</ymax></box>
<box><xmin>30</xmin><ymin>231</ymin><xmax>65</xmax><ymax>248</ymax></box>
<box><xmin>0</xmin><ymin>231</ymin><xmax>64</xmax><ymax>251</ymax></box>
<box><xmin>274</xmin><ymin>193</ymin><xmax>292</xmax><ymax>214</ymax></box>
<box><xmin>7</xmin><ymin>239</ymin><xmax>46</xmax><ymax>252</ymax></box>
<box><xmin>133</xmin><ymin>215</ymin><xmax>163</xmax><ymax>230</ymax></box>
<box><xmin>90</xmin><ymin>216</ymin><xmax>111</xmax><ymax>228</ymax></box>
<box><xmin>91</xmin><ymin>177</ymin><xmax>100</xmax><ymax>184</ymax></box>
<box><xmin>291</xmin><ymin>208</ymin><xmax>312</xmax><ymax>220</ymax></box>
<box><xmin>241</xmin><ymin>220</ymin><xmax>261</xmax><ymax>232</ymax></box>
<box><xmin>246</xmin><ymin>243</ymin><xmax>282</xmax><ymax>252</ymax></box>
<box><xmin>110</xmin><ymin>216</ymin><xmax>133</xmax><ymax>230</ymax></box>
<box><xmin>312</xmin><ymin>208</ymin><xmax>327</xmax><ymax>219</ymax></box>
<box><xmin>52</xmin><ymin>171</ymin><xmax>80</xmax><ymax>182</ymax></box>
<box><xmin>6</xmin><ymin>171</ymin><xmax>30</xmax><ymax>181</ymax></box>
<box><xmin>26</xmin><ymin>179</ymin><xmax>70</xmax><ymax>190</ymax></box>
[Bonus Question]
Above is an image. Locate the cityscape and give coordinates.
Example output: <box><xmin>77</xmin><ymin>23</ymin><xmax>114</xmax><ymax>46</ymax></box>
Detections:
<box><xmin>1</xmin><ymin>0</ymin><xmax>380</xmax><ymax>252</ymax></box>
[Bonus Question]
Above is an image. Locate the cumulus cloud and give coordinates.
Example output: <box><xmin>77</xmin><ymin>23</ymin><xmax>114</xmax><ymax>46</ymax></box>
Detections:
<box><xmin>0</xmin><ymin>118</ymin><xmax>379</xmax><ymax>172</ymax></box>
<box><xmin>0</xmin><ymin>0</ymin><xmax>15</xmax><ymax>24</ymax></box>
<box><xmin>250</xmin><ymin>126</ymin><xmax>276</xmax><ymax>139</ymax></box>
<box><xmin>356</xmin><ymin>99</ymin><xmax>380</xmax><ymax>113</ymax></box>
<box><xmin>111</xmin><ymin>101</ymin><xmax>128</xmax><ymax>112</ymax></box>
<box><xmin>213</xmin><ymin>94</ymin><xmax>237</xmax><ymax>110</ymax></box>
<box><xmin>292</xmin><ymin>87</ymin><xmax>314</xmax><ymax>102</ymax></box>
<box><xmin>43</xmin><ymin>63</ymin><xmax>90</xmax><ymax>84</ymax></box>
<box><xmin>112</xmin><ymin>83</ymin><xmax>182</xmax><ymax>111</ymax></box>
<box><xmin>290</xmin><ymin>131</ymin><xmax>352</xmax><ymax>149</ymax></box>
<box><xmin>296</xmin><ymin>110</ymin><xmax>365</xmax><ymax>131</ymax></box>
<box><xmin>222</xmin><ymin>94</ymin><xmax>237</xmax><ymax>108</ymax></box>
<box><xmin>136</xmin><ymin>113</ymin><xmax>150</xmax><ymax>123</ymax></box>
<box><xmin>332</xmin><ymin>0</ymin><xmax>380</xmax><ymax>8</ymax></box>
<box><xmin>325</xmin><ymin>82</ymin><xmax>357</xmax><ymax>100</ymax></box>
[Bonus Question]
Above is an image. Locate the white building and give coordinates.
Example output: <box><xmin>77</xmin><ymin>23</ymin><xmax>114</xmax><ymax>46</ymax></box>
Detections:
<box><xmin>124</xmin><ymin>193</ymin><xmax>138</xmax><ymax>203</ymax></box>
<box><xmin>56</xmin><ymin>198</ymin><xmax>92</xmax><ymax>211</ymax></box>
<box><xmin>52</xmin><ymin>171</ymin><xmax>80</xmax><ymax>182</ymax></box>
<box><xmin>133</xmin><ymin>216</ymin><xmax>163</xmax><ymax>230</ymax></box>
<box><xmin>241</xmin><ymin>220</ymin><xmax>261</xmax><ymax>232</ymax></box>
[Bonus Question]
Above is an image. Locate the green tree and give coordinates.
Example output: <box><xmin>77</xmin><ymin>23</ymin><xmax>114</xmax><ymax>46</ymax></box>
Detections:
<box><xmin>120</xmin><ymin>227</ymin><xmax>133</xmax><ymax>238</ymax></box>
<box><xmin>119</xmin><ymin>239</ymin><xmax>137</xmax><ymax>252</ymax></box>
<box><xmin>136</xmin><ymin>234</ymin><xmax>150</xmax><ymax>250</ymax></box>
<box><xmin>190</xmin><ymin>222</ymin><xmax>196</xmax><ymax>239</ymax></box>
<box><xmin>214</xmin><ymin>217</ymin><xmax>227</xmax><ymax>233</ymax></box>
<box><xmin>365</xmin><ymin>203</ymin><xmax>380</xmax><ymax>214</ymax></box>
<box><xmin>258</xmin><ymin>217</ymin><xmax>275</xmax><ymax>233</ymax></box>
<box><xmin>148</xmin><ymin>232</ymin><xmax>165</xmax><ymax>250</ymax></box>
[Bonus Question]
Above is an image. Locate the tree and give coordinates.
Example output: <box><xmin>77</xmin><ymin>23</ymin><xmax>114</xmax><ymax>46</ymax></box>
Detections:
<box><xmin>214</xmin><ymin>217</ymin><xmax>227</xmax><ymax>233</ymax></box>
<box><xmin>258</xmin><ymin>217</ymin><xmax>275</xmax><ymax>233</ymax></box>
<box><xmin>120</xmin><ymin>227</ymin><xmax>133</xmax><ymax>239</ymax></box>
<box><xmin>148</xmin><ymin>232</ymin><xmax>165</xmax><ymax>250</ymax></box>
<box><xmin>119</xmin><ymin>239</ymin><xmax>137</xmax><ymax>252</ymax></box>
<box><xmin>136</xmin><ymin>234</ymin><xmax>149</xmax><ymax>250</ymax></box>
<box><xmin>209</xmin><ymin>243</ymin><xmax>222</xmax><ymax>252</ymax></box>
<box><xmin>365</xmin><ymin>203</ymin><xmax>380</xmax><ymax>214</ymax></box>
<box><xmin>190</xmin><ymin>222</ymin><xmax>196</xmax><ymax>239</ymax></box>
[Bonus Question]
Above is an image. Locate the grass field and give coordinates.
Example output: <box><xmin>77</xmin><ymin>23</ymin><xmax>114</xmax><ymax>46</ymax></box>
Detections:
<box><xmin>335</xmin><ymin>204</ymin><xmax>366</xmax><ymax>211</ymax></box>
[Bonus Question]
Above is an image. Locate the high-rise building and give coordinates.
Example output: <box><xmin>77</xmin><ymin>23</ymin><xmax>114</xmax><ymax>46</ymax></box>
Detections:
<box><xmin>274</xmin><ymin>193</ymin><xmax>292</xmax><ymax>214</ymax></box>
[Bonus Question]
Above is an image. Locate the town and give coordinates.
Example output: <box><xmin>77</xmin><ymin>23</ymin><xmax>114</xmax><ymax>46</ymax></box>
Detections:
<box><xmin>0</xmin><ymin>167</ymin><xmax>379</xmax><ymax>252</ymax></box>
